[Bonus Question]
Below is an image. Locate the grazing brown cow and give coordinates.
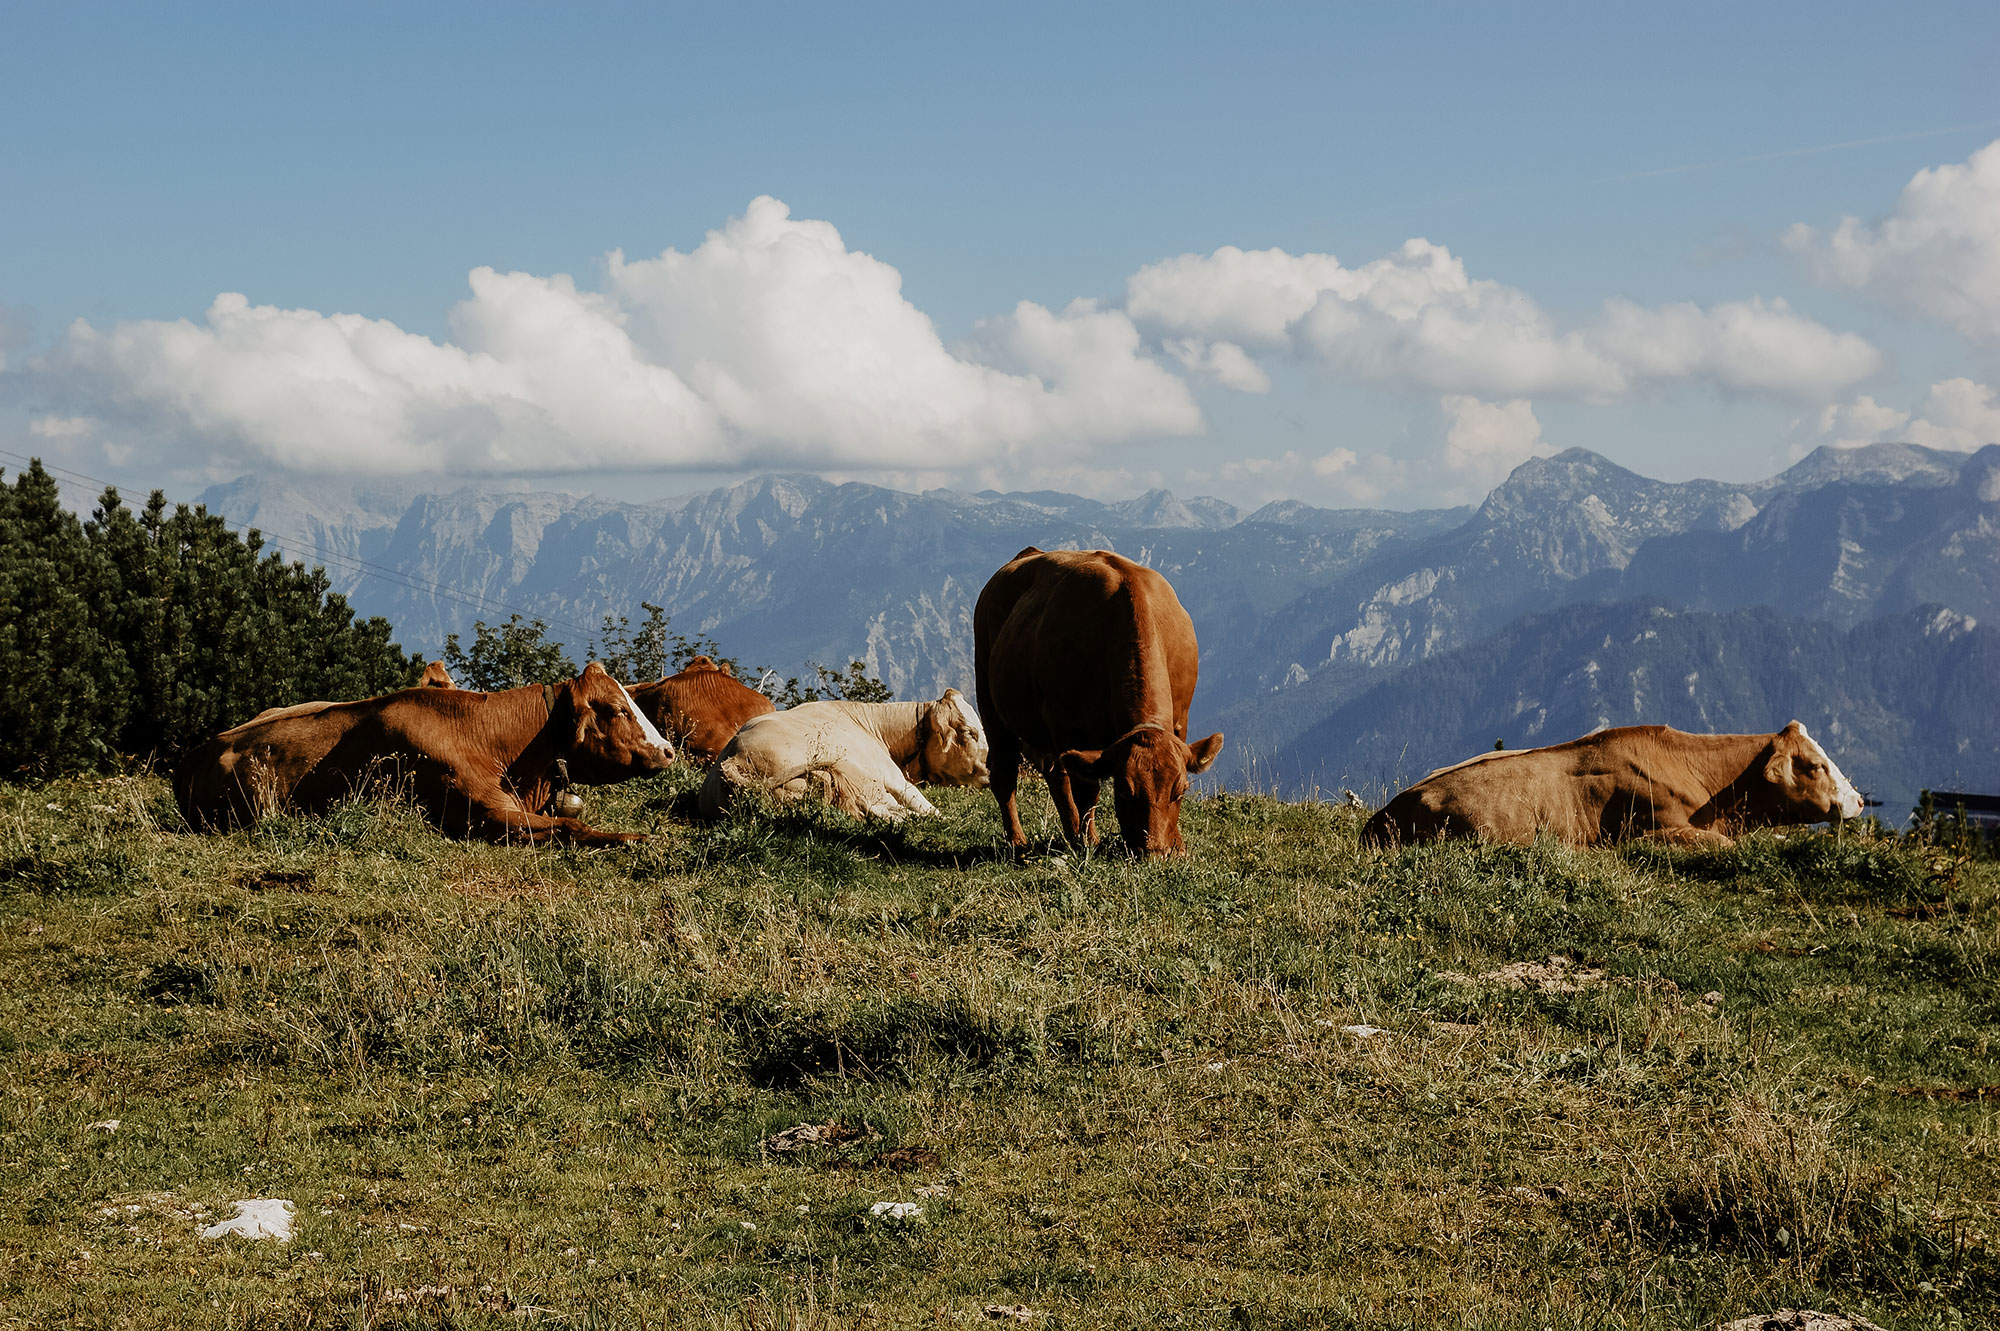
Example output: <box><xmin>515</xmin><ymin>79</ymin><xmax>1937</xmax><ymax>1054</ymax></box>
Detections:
<box><xmin>975</xmin><ymin>547</ymin><xmax>1223</xmax><ymax>857</ymax></box>
<box><xmin>418</xmin><ymin>660</ymin><xmax>455</xmax><ymax>687</ymax></box>
<box><xmin>1360</xmin><ymin>721</ymin><xmax>1865</xmax><ymax>849</ymax></box>
<box><xmin>627</xmin><ymin>656</ymin><xmax>775</xmax><ymax>764</ymax></box>
<box><xmin>174</xmin><ymin>662</ymin><xmax>674</xmax><ymax>845</ymax></box>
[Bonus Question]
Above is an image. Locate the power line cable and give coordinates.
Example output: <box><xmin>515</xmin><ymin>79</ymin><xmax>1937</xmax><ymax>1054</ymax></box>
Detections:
<box><xmin>0</xmin><ymin>448</ymin><xmax>606</xmax><ymax>642</ymax></box>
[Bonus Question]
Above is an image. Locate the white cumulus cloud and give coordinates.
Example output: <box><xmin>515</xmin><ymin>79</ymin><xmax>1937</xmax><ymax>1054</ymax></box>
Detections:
<box><xmin>1785</xmin><ymin>138</ymin><xmax>2000</xmax><ymax>344</ymax></box>
<box><xmin>1795</xmin><ymin>378</ymin><xmax>2000</xmax><ymax>455</ymax></box>
<box><xmin>1161</xmin><ymin>337</ymin><xmax>1271</xmax><ymax>393</ymax></box>
<box><xmin>22</xmin><ymin>197</ymin><xmax>1202</xmax><ymax>478</ymax></box>
<box><xmin>1904</xmin><ymin>378</ymin><xmax>2000</xmax><ymax>452</ymax></box>
<box><xmin>1441</xmin><ymin>395</ymin><xmax>1549</xmax><ymax>476</ymax></box>
<box><xmin>1201</xmin><ymin>446</ymin><xmax>1404</xmax><ymax>506</ymax></box>
<box><xmin>1810</xmin><ymin>394</ymin><xmax>1912</xmax><ymax>450</ymax></box>
<box><xmin>1127</xmin><ymin>238</ymin><xmax>1880</xmax><ymax>402</ymax></box>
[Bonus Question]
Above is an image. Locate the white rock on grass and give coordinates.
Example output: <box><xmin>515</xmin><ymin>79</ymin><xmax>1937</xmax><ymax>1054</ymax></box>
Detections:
<box><xmin>1341</xmin><ymin>1024</ymin><xmax>1386</xmax><ymax>1038</ymax></box>
<box><xmin>1718</xmin><ymin>1312</ymin><xmax>1887</xmax><ymax>1331</ymax></box>
<box><xmin>870</xmin><ymin>1202</ymin><xmax>924</xmax><ymax>1220</ymax></box>
<box><xmin>199</xmin><ymin>1199</ymin><xmax>295</xmax><ymax>1242</ymax></box>
<box><xmin>88</xmin><ymin>1120</ymin><xmax>121</xmax><ymax>1133</ymax></box>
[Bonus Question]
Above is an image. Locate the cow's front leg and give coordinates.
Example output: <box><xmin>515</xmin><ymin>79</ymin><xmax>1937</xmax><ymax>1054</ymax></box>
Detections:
<box><xmin>889</xmin><ymin>776</ymin><xmax>939</xmax><ymax>818</ymax></box>
<box><xmin>1070</xmin><ymin>776</ymin><xmax>1102</xmax><ymax>847</ymax></box>
<box><xmin>987</xmin><ymin>730</ymin><xmax>1027</xmax><ymax>847</ymax></box>
<box><xmin>1046</xmin><ymin>765</ymin><xmax>1092</xmax><ymax>848</ymax></box>
<box><xmin>469</xmin><ymin>794</ymin><xmax>645</xmax><ymax>846</ymax></box>
<box><xmin>1638</xmin><ymin>823</ymin><xmax>1734</xmax><ymax>848</ymax></box>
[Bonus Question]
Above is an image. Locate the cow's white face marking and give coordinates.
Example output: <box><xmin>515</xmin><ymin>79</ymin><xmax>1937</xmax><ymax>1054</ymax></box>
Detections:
<box><xmin>615</xmin><ymin>680</ymin><xmax>674</xmax><ymax>758</ymax></box>
<box><xmin>929</xmin><ymin>691</ymin><xmax>990</xmax><ymax>787</ymax></box>
<box><xmin>1797</xmin><ymin>724</ymin><xmax>1865</xmax><ymax>819</ymax></box>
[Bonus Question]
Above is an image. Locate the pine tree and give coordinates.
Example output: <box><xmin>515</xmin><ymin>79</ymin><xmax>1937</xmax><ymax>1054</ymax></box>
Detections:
<box><xmin>442</xmin><ymin>615</ymin><xmax>577</xmax><ymax>691</ymax></box>
<box><xmin>0</xmin><ymin>461</ymin><xmax>423</xmax><ymax>777</ymax></box>
<box><xmin>0</xmin><ymin>463</ymin><xmax>123</xmax><ymax>776</ymax></box>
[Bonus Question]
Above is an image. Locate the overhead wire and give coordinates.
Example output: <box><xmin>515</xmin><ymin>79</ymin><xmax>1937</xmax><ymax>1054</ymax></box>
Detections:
<box><xmin>0</xmin><ymin>447</ymin><xmax>605</xmax><ymax>643</ymax></box>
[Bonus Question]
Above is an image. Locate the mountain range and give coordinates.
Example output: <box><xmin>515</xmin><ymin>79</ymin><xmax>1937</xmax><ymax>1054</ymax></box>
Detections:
<box><xmin>198</xmin><ymin>441</ymin><xmax>2000</xmax><ymax>818</ymax></box>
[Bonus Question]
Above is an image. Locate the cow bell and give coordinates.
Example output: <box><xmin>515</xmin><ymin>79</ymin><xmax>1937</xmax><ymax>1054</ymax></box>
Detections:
<box><xmin>553</xmin><ymin>790</ymin><xmax>586</xmax><ymax>818</ymax></box>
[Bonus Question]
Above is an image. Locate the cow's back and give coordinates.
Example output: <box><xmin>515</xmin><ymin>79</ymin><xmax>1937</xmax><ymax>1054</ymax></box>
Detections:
<box><xmin>976</xmin><ymin>548</ymin><xmax>1196</xmax><ymax>754</ymax></box>
<box><xmin>1362</xmin><ymin>745</ymin><xmax>1595</xmax><ymax>847</ymax></box>
<box><xmin>698</xmin><ymin>704</ymin><xmax>880</xmax><ymax>819</ymax></box>
<box><xmin>1361</xmin><ymin>726</ymin><xmax>1712</xmax><ymax>848</ymax></box>
<box><xmin>633</xmin><ymin>666</ymin><xmax>774</xmax><ymax>764</ymax></box>
<box><xmin>174</xmin><ymin>689</ymin><xmax>467</xmax><ymax>830</ymax></box>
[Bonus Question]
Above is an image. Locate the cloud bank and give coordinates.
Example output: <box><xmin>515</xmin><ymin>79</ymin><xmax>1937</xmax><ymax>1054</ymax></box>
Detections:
<box><xmin>1786</xmin><ymin>138</ymin><xmax>2000</xmax><ymax>344</ymax></box>
<box><xmin>24</xmin><ymin>197</ymin><xmax>1201</xmax><ymax>477</ymax></box>
<box><xmin>8</xmin><ymin>190</ymin><xmax>1920</xmax><ymax>489</ymax></box>
<box><xmin>1805</xmin><ymin>378</ymin><xmax>2000</xmax><ymax>454</ymax></box>
<box><xmin>1126</xmin><ymin>239</ymin><xmax>1882</xmax><ymax>402</ymax></box>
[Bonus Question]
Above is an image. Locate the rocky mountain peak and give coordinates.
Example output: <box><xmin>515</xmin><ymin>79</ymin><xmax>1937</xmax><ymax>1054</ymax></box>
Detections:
<box><xmin>1475</xmin><ymin>449</ymin><xmax>1642</xmax><ymax>522</ymax></box>
<box><xmin>1770</xmin><ymin>442</ymin><xmax>1971</xmax><ymax>491</ymax></box>
<box><xmin>1959</xmin><ymin>444</ymin><xmax>2000</xmax><ymax>504</ymax></box>
<box><xmin>1104</xmin><ymin>489</ymin><xmax>1237</xmax><ymax>530</ymax></box>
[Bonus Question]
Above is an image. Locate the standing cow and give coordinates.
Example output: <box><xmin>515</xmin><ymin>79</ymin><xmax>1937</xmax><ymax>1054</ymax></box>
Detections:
<box><xmin>975</xmin><ymin>547</ymin><xmax>1223</xmax><ymax>857</ymax></box>
<box><xmin>1360</xmin><ymin>720</ymin><xmax>1866</xmax><ymax>849</ymax></box>
<box><xmin>174</xmin><ymin>662</ymin><xmax>673</xmax><ymax>845</ymax></box>
<box><xmin>627</xmin><ymin>656</ymin><xmax>775</xmax><ymax>765</ymax></box>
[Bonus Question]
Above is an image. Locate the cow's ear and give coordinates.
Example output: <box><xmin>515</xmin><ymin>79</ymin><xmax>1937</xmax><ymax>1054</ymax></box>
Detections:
<box><xmin>1060</xmin><ymin>748</ymin><xmax>1108</xmax><ymax>777</ymax></box>
<box><xmin>1186</xmin><ymin>732</ymin><xmax>1224</xmax><ymax>774</ymax></box>
<box><xmin>1763</xmin><ymin>748</ymin><xmax>1794</xmax><ymax>789</ymax></box>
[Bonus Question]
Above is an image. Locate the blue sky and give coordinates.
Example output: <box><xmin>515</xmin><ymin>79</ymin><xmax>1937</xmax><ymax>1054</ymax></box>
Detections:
<box><xmin>4</xmin><ymin>2</ymin><xmax>1997</xmax><ymax>510</ymax></box>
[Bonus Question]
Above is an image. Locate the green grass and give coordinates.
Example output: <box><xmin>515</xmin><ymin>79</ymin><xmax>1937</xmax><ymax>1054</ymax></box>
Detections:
<box><xmin>1</xmin><ymin>770</ymin><xmax>1995</xmax><ymax>1329</ymax></box>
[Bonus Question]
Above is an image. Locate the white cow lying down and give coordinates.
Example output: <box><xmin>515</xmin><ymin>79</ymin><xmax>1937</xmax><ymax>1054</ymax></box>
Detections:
<box><xmin>699</xmin><ymin>690</ymin><xmax>990</xmax><ymax>821</ymax></box>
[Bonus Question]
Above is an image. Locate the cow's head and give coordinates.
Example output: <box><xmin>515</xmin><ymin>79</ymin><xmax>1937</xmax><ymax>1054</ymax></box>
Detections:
<box><xmin>558</xmin><ymin>662</ymin><xmax>676</xmax><ymax>782</ymax></box>
<box><xmin>1752</xmin><ymin>720</ymin><xmax>1865</xmax><ymax>824</ymax></box>
<box><xmin>1062</xmin><ymin>726</ymin><xmax>1224</xmax><ymax>856</ymax></box>
<box><xmin>419</xmin><ymin>660</ymin><xmax>455</xmax><ymax>688</ymax></box>
<box><xmin>917</xmin><ymin>688</ymin><xmax>991</xmax><ymax>789</ymax></box>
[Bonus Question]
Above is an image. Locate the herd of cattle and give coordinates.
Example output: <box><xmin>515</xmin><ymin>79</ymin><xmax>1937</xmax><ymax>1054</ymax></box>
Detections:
<box><xmin>172</xmin><ymin>547</ymin><xmax>1868</xmax><ymax>855</ymax></box>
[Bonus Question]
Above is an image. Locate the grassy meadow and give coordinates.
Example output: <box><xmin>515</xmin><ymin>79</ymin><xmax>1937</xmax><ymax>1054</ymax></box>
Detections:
<box><xmin>1</xmin><ymin>768</ymin><xmax>1995</xmax><ymax>1329</ymax></box>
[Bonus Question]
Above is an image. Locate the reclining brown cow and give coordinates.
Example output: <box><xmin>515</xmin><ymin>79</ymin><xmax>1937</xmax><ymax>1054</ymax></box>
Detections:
<box><xmin>627</xmin><ymin>656</ymin><xmax>775</xmax><ymax>765</ymax></box>
<box><xmin>174</xmin><ymin>662</ymin><xmax>674</xmax><ymax>845</ymax></box>
<box><xmin>1360</xmin><ymin>720</ymin><xmax>1865</xmax><ymax>849</ymax></box>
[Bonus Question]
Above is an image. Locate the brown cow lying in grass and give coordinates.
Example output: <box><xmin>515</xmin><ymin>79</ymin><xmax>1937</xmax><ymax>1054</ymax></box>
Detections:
<box><xmin>174</xmin><ymin>662</ymin><xmax>673</xmax><ymax>845</ymax></box>
<box><xmin>627</xmin><ymin>656</ymin><xmax>775</xmax><ymax>765</ymax></box>
<box><xmin>1360</xmin><ymin>720</ymin><xmax>1865</xmax><ymax>849</ymax></box>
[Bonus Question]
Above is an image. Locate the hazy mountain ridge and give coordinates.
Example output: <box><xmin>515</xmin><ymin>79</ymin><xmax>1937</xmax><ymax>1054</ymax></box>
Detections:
<box><xmin>201</xmin><ymin>471</ymin><xmax>1468</xmax><ymax>703</ymax></box>
<box><xmin>1255</xmin><ymin>599</ymin><xmax>1996</xmax><ymax>813</ymax></box>
<box><xmin>1207</xmin><ymin>443</ymin><xmax>1994</xmax><ymax>778</ymax></box>
<box><xmin>196</xmin><ymin>440</ymin><xmax>1996</xmax><ymax>813</ymax></box>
